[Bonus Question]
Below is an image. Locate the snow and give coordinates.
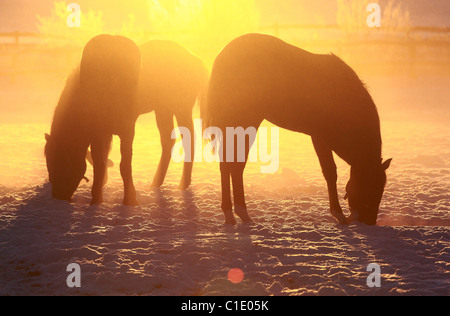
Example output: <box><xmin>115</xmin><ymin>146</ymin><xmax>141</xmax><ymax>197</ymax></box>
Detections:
<box><xmin>0</xmin><ymin>76</ymin><xmax>449</xmax><ymax>296</ymax></box>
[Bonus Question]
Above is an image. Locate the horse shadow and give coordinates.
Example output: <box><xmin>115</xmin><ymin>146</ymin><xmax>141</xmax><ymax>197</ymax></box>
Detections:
<box><xmin>0</xmin><ymin>181</ymin><xmax>204</xmax><ymax>295</ymax></box>
<box><xmin>339</xmin><ymin>224</ymin><xmax>449</xmax><ymax>295</ymax></box>
<box><xmin>0</xmin><ymin>183</ymin><xmax>74</xmax><ymax>294</ymax></box>
<box><xmin>145</xmin><ymin>187</ymin><xmax>200</xmax><ymax>225</ymax></box>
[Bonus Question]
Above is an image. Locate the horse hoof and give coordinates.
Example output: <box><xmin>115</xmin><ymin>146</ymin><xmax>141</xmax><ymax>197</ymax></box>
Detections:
<box><xmin>178</xmin><ymin>182</ymin><xmax>191</xmax><ymax>191</ymax></box>
<box><xmin>90</xmin><ymin>198</ymin><xmax>103</xmax><ymax>205</ymax></box>
<box><xmin>235</xmin><ymin>205</ymin><xmax>253</xmax><ymax>223</ymax></box>
<box><xmin>331</xmin><ymin>211</ymin><xmax>349</xmax><ymax>225</ymax></box>
<box><xmin>334</xmin><ymin>214</ymin><xmax>348</xmax><ymax>225</ymax></box>
<box><xmin>337</xmin><ymin>217</ymin><xmax>348</xmax><ymax>225</ymax></box>
<box><xmin>124</xmin><ymin>200</ymin><xmax>139</xmax><ymax>207</ymax></box>
<box><xmin>150</xmin><ymin>182</ymin><xmax>163</xmax><ymax>189</ymax></box>
<box><xmin>224</xmin><ymin>210</ymin><xmax>237</xmax><ymax>225</ymax></box>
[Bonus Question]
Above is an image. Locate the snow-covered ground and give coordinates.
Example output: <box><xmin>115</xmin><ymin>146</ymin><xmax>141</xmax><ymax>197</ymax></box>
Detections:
<box><xmin>0</xmin><ymin>75</ymin><xmax>449</xmax><ymax>296</ymax></box>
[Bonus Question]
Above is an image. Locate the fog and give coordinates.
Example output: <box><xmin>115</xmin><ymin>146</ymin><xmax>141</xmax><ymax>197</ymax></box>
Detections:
<box><xmin>0</xmin><ymin>0</ymin><xmax>448</xmax><ymax>193</ymax></box>
<box><xmin>0</xmin><ymin>0</ymin><xmax>447</xmax><ymax>186</ymax></box>
<box><xmin>0</xmin><ymin>0</ymin><xmax>449</xmax><ymax>296</ymax></box>
<box><xmin>0</xmin><ymin>0</ymin><xmax>448</xmax><ymax>123</ymax></box>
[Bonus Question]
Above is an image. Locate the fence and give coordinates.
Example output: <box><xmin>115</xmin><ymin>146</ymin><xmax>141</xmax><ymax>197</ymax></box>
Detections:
<box><xmin>0</xmin><ymin>24</ymin><xmax>449</xmax><ymax>77</ymax></box>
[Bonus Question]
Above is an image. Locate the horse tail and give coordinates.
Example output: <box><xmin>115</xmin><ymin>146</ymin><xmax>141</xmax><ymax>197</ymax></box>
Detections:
<box><xmin>201</xmin><ymin>58</ymin><xmax>225</xmax><ymax>137</ymax></box>
<box><xmin>197</xmin><ymin>61</ymin><xmax>210</xmax><ymax>131</ymax></box>
<box><xmin>86</xmin><ymin>149</ymin><xmax>114</xmax><ymax>168</ymax></box>
<box><xmin>199</xmin><ymin>61</ymin><xmax>225</xmax><ymax>155</ymax></box>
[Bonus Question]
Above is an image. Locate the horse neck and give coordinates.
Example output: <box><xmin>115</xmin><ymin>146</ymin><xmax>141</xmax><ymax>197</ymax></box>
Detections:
<box><xmin>354</xmin><ymin>140</ymin><xmax>382</xmax><ymax>173</ymax></box>
<box><xmin>51</xmin><ymin>69</ymin><xmax>89</xmax><ymax>150</ymax></box>
<box><xmin>345</xmin><ymin>94</ymin><xmax>383</xmax><ymax>169</ymax></box>
<box><xmin>349</xmin><ymin>131</ymin><xmax>383</xmax><ymax>174</ymax></box>
<box><xmin>51</xmin><ymin>117</ymin><xmax>89</xmax><ymax>158</ymax></box>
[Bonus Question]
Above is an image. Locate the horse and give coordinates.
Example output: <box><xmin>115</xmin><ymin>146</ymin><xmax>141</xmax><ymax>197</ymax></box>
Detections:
<box><xmin>137</xmin><ymin>40</ymin><xmax>209</xmax><ymax>190</ymax></box>
<box><xmin>45</xmin><ymin>37</ymin><xmax>208</xmax><ymax>205</ymax></box>
<box><xmin>45</xmin><ymin>34</ymin><xmax>142</xmax><ymax>206</ymax></box>
<box><xmin>204</xmin><ymin>34</ymin><xmax>392</xmax><ymax>225</ymax></box>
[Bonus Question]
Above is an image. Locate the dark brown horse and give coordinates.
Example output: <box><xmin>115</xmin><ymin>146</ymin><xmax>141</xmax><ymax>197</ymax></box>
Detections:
<box><xmin>45</xmin><ymin>35</ymin><xmax>142</xmax><ymax>206</ymax></box>
<box><xmin>137</xmin><ymin>40</ymin><xmax>209</xmax><ymax>190</ymax></box>
<box><xmin>45</xmin><ymin>37</ymin><xmax>208</xmax><ymax>205</ymax></box>
<box><xmin>204</xmin><ymin>34</ymin><xmax>392</xmax><ymax>225</ymax></box>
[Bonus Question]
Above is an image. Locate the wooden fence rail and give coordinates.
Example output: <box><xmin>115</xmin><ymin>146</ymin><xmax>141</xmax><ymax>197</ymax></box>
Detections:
<box><xmin>0</xmin><ymin>25</ymin><xmax>448</xmax><ymax>77</ymax></box>
<box><xmin>0</xmin><ymin>24</ymin><xmax>449</xmax><ymax>45</ymax></box>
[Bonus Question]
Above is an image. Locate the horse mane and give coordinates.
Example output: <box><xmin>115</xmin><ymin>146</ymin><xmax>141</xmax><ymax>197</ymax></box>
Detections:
<box><xmin>329</xmin><ymin>53</ymin><xmax>368</xmax><ymax>88</ymax></box>
<box><xmin>45</xmin><ymin>67</ymin><xmax>82</xmax><ymax>158</ymax></box>
<box><xmin>329</xmin><ymin>53</ymin><xmax>382</xmax><ymax>164</ymax></box>
<box><xmin>52</xmin><ymin>69</ymin><xmax>80</xmax><ymax>128</ymax></box>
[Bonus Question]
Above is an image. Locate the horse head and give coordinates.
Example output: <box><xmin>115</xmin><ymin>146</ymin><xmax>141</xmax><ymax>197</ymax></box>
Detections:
<box><xmin>45</xmin><ymin>133</ymin><xmax>88</xmax><ymax>202</ymax></box>
<box><xmin>345</xmin><ymin>158</ymin><xmax>392</xmax><ymax>225</ymax></box>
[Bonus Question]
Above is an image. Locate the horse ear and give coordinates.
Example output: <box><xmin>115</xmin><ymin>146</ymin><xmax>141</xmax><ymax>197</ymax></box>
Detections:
<box><xmin>45</xmin><ymin>133</ymin><xmax>50</xmax><ymax>142</ymax></box>
<box><xmin>382</xmin><ymin>158</ymin><xmax>392</xmax><ymax>171</ymax></box>
<box><xmin>86</xmin><ymin>150</ymin><xmax>114</xmax><ymax>168</ymax></box>
<box><xmin>107</xmin><ymin>159</ymin><xmax>114</xmax><ymax>168</ymax></box>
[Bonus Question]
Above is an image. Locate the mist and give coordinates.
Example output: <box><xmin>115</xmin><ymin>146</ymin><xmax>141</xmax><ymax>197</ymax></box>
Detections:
<box><xmin>0</xmin><ymin>0</ymin><xmax>448</xmax><ymax>296</ymax></box>
<box><xmin>0</xmin><ymin>0</ymin><xmax>448</xmax><ymax>124</ymax></box>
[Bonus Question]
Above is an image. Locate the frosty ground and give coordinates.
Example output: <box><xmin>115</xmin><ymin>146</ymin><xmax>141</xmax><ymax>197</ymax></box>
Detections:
<box><xmin>0</xmin><ymin>75</ymin><xmax>449</xmax><ymax>296</ymax></box>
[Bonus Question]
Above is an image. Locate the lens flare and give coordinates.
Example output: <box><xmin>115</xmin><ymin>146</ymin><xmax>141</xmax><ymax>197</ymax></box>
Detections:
<box><xmin>227</xmin><ymin>268</ymin><xmax>245</xmax><ymax>284</ymax></box>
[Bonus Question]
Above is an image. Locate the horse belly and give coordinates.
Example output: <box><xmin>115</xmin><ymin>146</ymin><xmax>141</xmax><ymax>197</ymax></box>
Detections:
<box><xmin>264</xmin><ymin>109</ymin><xmax>313</xmax><ymax>136</ymax></box>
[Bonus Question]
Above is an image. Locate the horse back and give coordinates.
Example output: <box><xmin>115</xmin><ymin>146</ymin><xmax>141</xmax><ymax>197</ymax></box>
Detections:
<box><xmin>138</xmin><ymin>40</ymin><xmax>208</xmax><ymax>114</ymax></box>
<box><xmin>79</xmin><ymin>35</ymin><xmax>142</xmax><ymax>134</ymax></box>
<box><xmin>81</xmin><ymin>35</ymin><xmax>141</xmax><ymax>86</ymax></box>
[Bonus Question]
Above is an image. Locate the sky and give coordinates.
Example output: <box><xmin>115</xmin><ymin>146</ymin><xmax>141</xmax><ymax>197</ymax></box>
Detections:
<box><xmin>0</xmin><ymin>0</ymin><xmax>449</xmax><ymax>32</ymax></box>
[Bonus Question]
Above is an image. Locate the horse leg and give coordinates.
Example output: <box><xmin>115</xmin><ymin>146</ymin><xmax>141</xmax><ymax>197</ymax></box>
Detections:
<box><xmin>220</xmin><ymin>130</ymin><xmax>235</xmax><ymax>224</ymax></box>
<box><xmin>120</xmin><ymin>127</ymin><xmax>138</xmax><ymax>206</ymax></box>
<box><xmin>312</xmin><ymin>137</ymin><xmax>348</xmax><ymax>224</ymax></box>
<box><xmin>90</xmin><ymin>134</ymin><xmax>112</xmax><ymax>205</ymax></box>
<box><xmin>90</xmin><ymin>142</ymin><xmax>106</xmax><ymax>205</ymax></box>
<box><xmin>220</xmin><ymin>161</ymin><xmax>235</xmax><ymax>225</ymax></box>
<box><xmin>152</xmin><ymin>109</ymin><xmax>175</xmax><ymax>188</ymax></box>
<box><xmin>230</xmin><ymin>127</ymin><xmax>259</xmax><ymax>223</ymax></box>
<box><xmin>175</xmin><ymin>107</ymin><xmax>194</xmax><ymax>190</ymax></box>
<box><xmin>91</xmin><ymin>135</ymin><xmax>112</xmax><ymax>205</ymax></box>
<box><xmin>231</xmin><ymin>162</ymin><xmax>252</xmax><ymax>223</ymax></box>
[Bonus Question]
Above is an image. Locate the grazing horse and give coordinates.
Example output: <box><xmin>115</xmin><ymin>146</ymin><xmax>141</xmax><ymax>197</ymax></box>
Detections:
<box><xmin>204</xmin><ymin>34</ymin><xmax>392</xmax><ymax>225</ymax></box>
<box><xmin>45</xmin><ymin>35</ymin><xmax>142</xmax><ymax>206</ymax></box>
<box><xmin>137</xmin><ymin>40</ymin><xmax>209</xmax><ymax>190</ymax></box>
<box><xmin>46</xmin><ymin>37</ymin><xmax>208</xmax><ymax>205</ymax></box>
